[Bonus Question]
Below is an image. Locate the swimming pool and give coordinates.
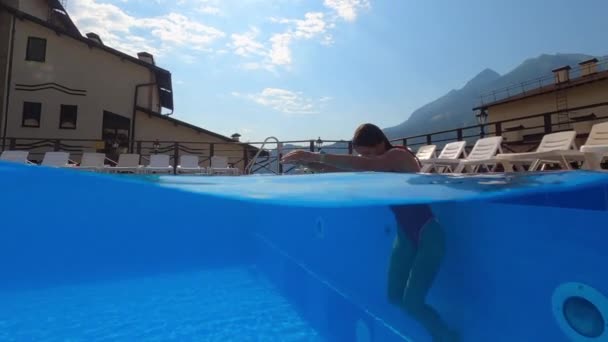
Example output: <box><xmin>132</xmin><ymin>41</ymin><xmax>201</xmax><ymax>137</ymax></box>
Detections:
<box><xmin>1</xmin><ymin>163</ymin><xmax>608</xmax><ymax>341</ymax></box>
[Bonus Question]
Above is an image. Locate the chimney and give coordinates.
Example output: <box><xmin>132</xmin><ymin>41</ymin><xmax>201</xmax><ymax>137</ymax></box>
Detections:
<box><xmin>86</xmin><ymin>33</ymin><xmax>103</xmax><ymax>45</ymax></box>
<box><xmin>579</xmin><ymin>58</ymin><xmax>599</xmax><ymax>77</ymax></box>
<box><xmin>231</xmin><ymin>133</ymin><xmax>241</xmax><ymax>142</ymax></box>
<box><xmin>552</xmin><ymin>65</ymin><xmax>571</xmax><ymax>84</ymax></box>
<box><xmin>137</xmin><ymin>52</ymin><xmax>155</xmax><ymax>65</ymax></box>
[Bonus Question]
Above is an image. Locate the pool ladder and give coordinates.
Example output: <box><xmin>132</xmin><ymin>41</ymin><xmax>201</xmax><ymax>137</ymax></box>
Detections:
<box><xmin>245</xmin><ymin>136</ymin><xmax>283</xmax><ymax>175</ymax></box>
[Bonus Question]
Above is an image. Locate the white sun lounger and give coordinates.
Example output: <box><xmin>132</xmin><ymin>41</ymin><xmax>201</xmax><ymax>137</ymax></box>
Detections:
<box><xmin>106</xmin><ymin>154</ymin><xmax>143</xmax><ymax>173</ymax></box>
<box><xmin>41</xmin><ymin>152</ymin><xmax>72</xmax><ymax>168</ymax></box>
<box><xmin>581</xmin><ymin>145</ymin><xmax>608</xmax><ymax>170</ymax></box>
<box><xmin>451</xmin><ymin>136</ymin><xmax>504</xmax><ymax>173</ymax></box>
<box><xmin>208</xmin><ymin>156</ymin><xmax>239</xmax><ymax>176</ymax></box>
<box><xmin>509</xmin><ymin>121</ymin><xmax>608</xmax><ymax>171</ymax></box>
<box><xmin>177</xmin><ymin>155</ymin><xmax>204</xmax><ymax>174</ymax></box>
<box><xmin>0</xmin><ymin>150</ymin><xmax>32</xmax><ymax>164</ymax></box>
<box><xmin>420</xmin><ymin>141</ymin><xmax>467</xmax><ymax>173</ymax></box>
<box><xmin>495</xmin><ymin>131</ymin><xmax>578</xmax><ymax>172</ymax></box>
<box><xmin>77</xmin><ymin>153</ymin><xmax>106</xmax><ymax>172</ymax></box>
<box><xmin>144</xmin><ymin>154</ymin><xmax>174</xmax><ymax>174</ymax></box>
<box><xmin>415</xmin><ymin>145</ymin><xmax>437</xmax><ymax>160</ymax></box>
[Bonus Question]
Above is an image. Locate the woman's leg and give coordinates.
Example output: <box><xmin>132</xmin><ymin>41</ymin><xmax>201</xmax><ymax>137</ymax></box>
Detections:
<box><xmin>387</xmin><ymin>228</ymin><xmax>417</xmax><ymax>306</ymax></box>
<box><xmin>402</xmin><ymin>219</ymin><xmax>456</xmax><ymax>341</ymax></box>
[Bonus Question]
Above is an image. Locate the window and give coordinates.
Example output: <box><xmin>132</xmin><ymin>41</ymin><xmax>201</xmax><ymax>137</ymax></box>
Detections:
<box><xmin>60</xmin><ymin>105</ymin><xmax>78</xmax><ymax>129</ymax></box>
<box><xmin>22</xmin><ymin>102</ymin><xmax>41</xmax><ymax>128</ymax></box>
<box><xmin>26</xmin><ymin>37</ymin><xmax>46</xmax><ymax>62</ymax></box>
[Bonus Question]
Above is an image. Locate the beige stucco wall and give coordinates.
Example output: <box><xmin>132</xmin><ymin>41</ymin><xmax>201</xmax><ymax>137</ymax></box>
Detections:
<box><xmin>4</xmin><ymin>18</ymin><xmax>156</xmax><ymax>141</ymax></box>
<box><xmin>135</xmin><ymin>112</ymin><xmax>250</xmax><ymax>170</ymax></box>
<box><xmin>564</xmin><ymin>79</ymin><xmax>608</xmax><ymax>109</ymax></box>
<box><xmin>0</xmin><ymin>11</ymin><xmax>12</xmax><ymax>138</ymax></box>
<box><xmin>0</xmin><ymin>11</ymin><xmax>250</xmax><ymax>170</ymax></box>
<box><xmin>486</xmin><ymin>79</ymin><xmax>608</xmax><ymax>144</ymax></box>
<box><xmin>137</xmin><ymin>82</ymin><xmax>162</xmax><ymax>114</ymax></box>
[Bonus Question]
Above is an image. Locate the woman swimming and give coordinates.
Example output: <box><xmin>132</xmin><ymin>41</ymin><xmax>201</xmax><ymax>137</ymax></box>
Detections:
<box><xmin>281</xmin><ymin>123</ymin><xmax>458</xmax><ymax>341</ymax></box>
<box><xmin>280</xmin><ymin>124</ymin><xmax>420</xmax><ymax>173</ymax></box>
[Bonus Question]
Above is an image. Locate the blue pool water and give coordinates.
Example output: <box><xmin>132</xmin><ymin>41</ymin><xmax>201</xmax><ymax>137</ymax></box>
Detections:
<box><xmin>1</xmin><ymin>162</ymin><xmax>608</xmax><ymax>341</ymax></box>
<box><xmin>0</xmin><ymin>268</ymin><xmax>322</xmax><ymax>341</ymax></box>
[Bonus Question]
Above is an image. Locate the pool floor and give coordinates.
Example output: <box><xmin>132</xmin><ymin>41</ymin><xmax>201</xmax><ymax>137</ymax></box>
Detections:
<box><xmin>0</xmin><ymin>267</ymin><xmax>324</xmax><ymax>341</ymax></box>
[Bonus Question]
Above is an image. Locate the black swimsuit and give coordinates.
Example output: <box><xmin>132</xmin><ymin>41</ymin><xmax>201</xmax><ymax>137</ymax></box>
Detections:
<box><xmin>389</xmin><ymin>146</ymin><xmax>430</xmax><ymax>248</ymax></box>
<box><xmin>390</xmin><ymin>205</ymin><xmax>434</xmax><ymax>249</ymax></box>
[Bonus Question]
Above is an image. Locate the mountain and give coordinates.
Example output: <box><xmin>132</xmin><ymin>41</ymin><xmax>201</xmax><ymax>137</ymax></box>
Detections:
<box><xmin>255</xmin><ymin>53</ymin><xmax>602</xmax><ymax>174</ymax></box>
<box><xmin>383</xmin><ymin>53</ymin><xmax>597</xmax><ymax>142</ymax></box>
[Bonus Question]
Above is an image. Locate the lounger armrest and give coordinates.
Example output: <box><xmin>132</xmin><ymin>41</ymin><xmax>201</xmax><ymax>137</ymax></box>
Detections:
<box><xmin>421</xmin><ymin>158</ymin><xmax>462</xmax><ymax>165</ymax></box>
<box><xmin>459</xmin><ymin>158</ymin><xmax>498</xmax><ymax>165</ymax></box>
<box><xmin>497</xmin><ymin>151</ymin><xmax>554</xmax><ymax>160</ymax></box>
<box><xmin>581</xmin><ymin>145</ymin><xmax>608</xmax><ymax>154</ymax></box>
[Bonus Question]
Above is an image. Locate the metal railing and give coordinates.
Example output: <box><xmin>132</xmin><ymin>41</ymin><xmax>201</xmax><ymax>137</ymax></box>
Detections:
<box><xmin>245</xmin><ymin>136</ymin><xmax>281</xmax><ymax>175</ymax></box>
<box><xmin>245</xmin><ymin>139</ymin><xmax>353</xmax><ymax>175</ymax></box>
<box><xmin>4</xmin><ymin>102</ymin><xmax>607</xmax><ymax>175</ymax></box>
<box><xmin>2</xmin><ymin>138</ymin><xmax>256</xmax><ymax>173</ymax></box>
<box><xmin>391</xmin><ymin>102</ymin><xmax>608</xmax><ymax>154</ymax></box>
<box><xmin>0</xmin><ymin>137</ymin><xmax>354</xmax><ymax>175</ymax></box>
<box><xmin>478</xmin><ymin>58</ymin><xmax>608</xmax><ymax>106</ymax></box>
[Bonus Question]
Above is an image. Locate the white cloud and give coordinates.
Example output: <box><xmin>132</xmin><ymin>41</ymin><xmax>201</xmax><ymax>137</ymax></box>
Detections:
<box><xmin>138</xmin><ymin>13</ymin><xmax>225</xmax><ymax>51</ymax></box>
<box><xmin>233</xmin><ymin>88</ymin><xmax>327</xmax><ymax>114</ymax></box>
<box><xmin>230</xmin><ymin>27</ymin><xmax>266</xmax><ymax>57</ymax></box>
<box><xmin>320</xmin><ymin>34</ymin><xmax>334</xmax><ymax>46</ymax></box>
<box><xmin>175</xmin><ymin>0</ymin><xmax>221</xmax><ymax>15</ymax></box>
<box><xmin>269</xmin><ymin>17</ymin><xmax>291</xmax><ymax>24</ymax></box>
<box><xmin>230</xmin><ymin>11</ymin><xmax>330</xmax><ymax>70</ymax></box>
<box><xmin>323</xmin><ymin>0</ymin><xmax>370</xmax><ymax>22</ymax></box>
<box><xmin>294</xmin><ymin>12</ymin><xmax>327</xmax><ymax>39</ymax></box>
<box><xmin>265</xmin><ymin>11</ymin><xmax>329</xmax><ymax>67</ymax></box>
<box><xmin>197</xmin><ymin>5</ymin><xmax>221</xmax><ymax>15</ymax></box>
<box><xmin>238</xmin><ymin>62</ymin><xmax>278</xmax><ymax>75</ymax></box>
<box><xmin>69</xmin><ymin>0</ymin><xmax>371</xmax><ymax>72</ymax></box>
<box><xmin>272</xmin><ymin>12</ymin><xmax>328</xmax><ymax>39</ymax></box>
<box><xmin>69</xmin><ymin>0</ymin><xmax>225</xmax><ymax>56</ymax></box>
<box><xmin>268</xmin><ymin>33</ymin><xmax>293</xmax><ymax>66</ymax></box>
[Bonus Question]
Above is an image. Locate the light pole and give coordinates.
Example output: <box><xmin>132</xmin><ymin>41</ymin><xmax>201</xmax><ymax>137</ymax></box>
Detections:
<box><xmin>476</xmin><ymin>109</ymin><xmax>489</xmax><ymax>138</ymax></box>
<box><xmin>315</xmin><ymin>137</ymin><xmax>323</xmax><ymax>152</ymax></box>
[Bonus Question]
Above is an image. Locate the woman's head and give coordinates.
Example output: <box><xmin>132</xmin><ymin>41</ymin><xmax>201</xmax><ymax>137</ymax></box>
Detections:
<box><xmin>352</xmin><ymin>123</ymin><xmax>393</xmax><ymax>156</ymax></box>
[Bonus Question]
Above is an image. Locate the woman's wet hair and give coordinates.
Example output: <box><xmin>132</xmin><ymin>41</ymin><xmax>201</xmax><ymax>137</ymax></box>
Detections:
<box><xmin>352</xmin><ymin>123</ymin><xmax>394</xmax><ymax>149</ymax></box>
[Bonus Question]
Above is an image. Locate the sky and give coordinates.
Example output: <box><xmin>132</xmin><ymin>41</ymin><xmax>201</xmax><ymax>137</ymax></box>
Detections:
<box><xmin>66</xmin><ymin>0</ymin><xmax>608</xmax><ymax>142</ymax></box>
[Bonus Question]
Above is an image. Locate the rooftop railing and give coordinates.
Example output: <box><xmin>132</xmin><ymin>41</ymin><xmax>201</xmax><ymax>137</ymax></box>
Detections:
<box><xmin>477</xmin><ymin>58</ymin><xmax>608</xmax><ymax>107</ymax></box>
<box><xmin>0</xmin><ymin>137</ymin><xmax>352</xmax><ymax>175</ymax></box>
<box><xmin>3</xmin><ymin>102</ymin><xmax>607</xmax><ymax>175</ymax></box>
<box><xmin>391</xmin><ymin>102</ymin><xmax>608</xmax><ymax>154</ymax></box>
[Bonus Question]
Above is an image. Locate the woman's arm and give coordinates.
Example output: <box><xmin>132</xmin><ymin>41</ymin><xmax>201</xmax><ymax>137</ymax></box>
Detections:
<box><xmin>281</xmin><ymin>149</ymin><xmax>420</xmax><ymax>173</ymax></box>
<box><xmin>302</xmin><ymin>162</ymin><xmax>346</xmax><ymax>173</ymax></box>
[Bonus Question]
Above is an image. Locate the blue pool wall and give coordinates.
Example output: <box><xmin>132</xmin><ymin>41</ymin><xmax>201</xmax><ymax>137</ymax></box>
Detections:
<box><xmin>433</xmin><ymin>201</ymin><xmax>608</xmax><ymax>341</ymax></box>
<box><xmin>249</xmin><ymin>204</ymin><xmax>420</xmax><ymax>341</ymax></box>
<box><xmin>0</xmin><ymin>164</ymin><xmax>417</xmax><ymax>340</ymax></box>
<box><xmin>249</xmin><ymin>185</ymin><xmax>608</xmax><ymax>341</ymax></box>
<box><xmin>3</xmin><ymin>163</ymin><xmax>608</xmax><ymax>342</ymax></box>
<box><xmin>0</xmin><ymin>163</ymin><xmax>254</xmax><ymax>291</ymax></box>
